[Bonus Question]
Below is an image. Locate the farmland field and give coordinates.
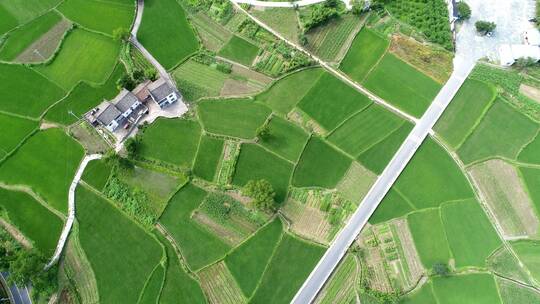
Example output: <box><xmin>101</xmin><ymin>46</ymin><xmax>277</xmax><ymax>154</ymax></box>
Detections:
<box><xmin>137</xmin><ymin>0</ymin><xmax>199</xmax><ymax>69</ymax></box>
<box><xmin>434</xmin><ymin>79</ymin><xmax>496</xmax><ymax>148</ymax></box>
<box><xmin>225</xmin><ymin>218</ymin><xmax>283</xmax><ymax>297</ymax></box>
<box><xmin>0</xmin><ymin>114</ymin><xmax>37</xmax><ymax>159</ymax></box>
<box><xmin>328</xmin><ymin>104</ymin><xmax>405</xmax><ymax>157</ymax></box>
<box><xmin>76</xmin><ymin>185</ymin><xmax>162</xmax><ymax>303</ymax></box>
<box><xmin>0</xmin><ymin>188</ymin><xmax>63</xmax><ymax>256</ymax></box>
<box><xmin>0</xmin><ymin>63</ymin><xmax>65</xmax><ymax>118</ymax></box>
<box><xmin>193</xmin><ymin>135</ymin><xmax>224</xmax><ymax>182</ymax></box>
<box><xmin>139</xmin><ymin>118</ymin><xmax>202</xmax><ymax>167</ymax></box>
<box><xmin>511</xmin><ymin>240</ymin><xmax>540</xmax><ymax>282</ymax></box>
<box><xmin>218</xmin><ymin>35</ymin><xmax>260</xmax><ymax>66</ymax></box>
<box><xmin>363</xmin><ymin>53</ymin><xmax>441</xmax><ymax>118</ymax></box>
<box><xmin>293</xmin><ymin>137</ymin><xmax>352</xmax><ymax>188</ymax></box>
<box><xmin>58</xmin><ymin>0</ymin><xmax>134</xmax><ymax>35</ymax></box>
<box><xmin>519</xmin><ymin>167</ymin><xmax>540</xmax><ymax>216</ymax></box>
<box><xmin>173</xmin><ymin>60</ymin><xmax>229</xmax><ymax>101</ymax></box>
<box><xmin>0</xmin><ymin>0</ymin><xmax>61</xmax><ymax>25</ymax></box>
<box><xmin>257</xmin><ymin>67</ymin><xmax>323</xmax><ymax>114</ymax></box>
<box><xmin>0</xmin><ymin>129</ymin><xmax>84</xmax><ymax>214</ymax></box>
<box><xmin>407</xmin><ymin>209</ymin><xmax>452</xmax><ymax>269</ymax></box>
<box><xmin>0</xmin><ymin>11</ymin><xmax>62</xmax><ymax>61</ymax></box>
<box><xmin>34</xmin><ymin>29</ymin><xmax>120</xmax><ymax>90</ymax></box>
<box><xmin>497</xmin><ymin>278</ymin><xmax>540</xmax><ymax>304</ymax></box>
<box><xmin>401</xmin><ymin>282</ymin><xmax>437</xmax><ymax>304</ymax></box>
<box><xmin>297</xmin><ymin>72</ymin><xmax>372</xmax><ymax>131</ymax></box>
<box><xmin>458</xmin><ymin>99</ymin><xmax>539</xmax><ymax>164</ymax></box>
<box><xmin>259</xmin><ymin>116</ymin><xmax>310</xmax><ymax>162</ymax></box>
<box><xmin>250</xmin><ymin>234</ymin><xmax>325</xmax><ymax>304</ymax></box>
<box><xmin>316</xmin><ymin>254</ymin><xmax>358</xmax><ymax>304</ymax></box>
<box><xmin>138</xmin><ymin>265</ymin><xmax>164</xmax><ymax>304</ymax></box>
<box><xmin>232</xmin><ymin>144</ymin><xmax>294</xmax><ymax>202</ymax></box>
<box><xmin>197</xmin><ymin>261</ymin><xmax>246</xmax><ymax>304</ymax></box>
<box><xmin>251</xmin><ymin>8</ymin><xmax>299</xmax><ymax>43</ymax></box>
<box><xmin>81</xmin><ymin>159</ymin><xmax>112</xmax><ymax>191</ymax></box>
<box><xmin>340</xmin><ymin>28</ymin><xmax>389</xmax><ymax>81</ymax></box>
<box><xmin>432</xmin><ymin>274</ymin><xmax>502</xmax><ymax>304</ymax></box>
<box><xmin>159</xmin><ymin>184</ymin><xmax>231</xmax><ymax>270</ymax></box>
<box><xmin>198</xmin><ymin>98</ymin><xmax>271</xmax><ymax>139</ymax></box>
<box><xmin>518</xmin><ymin>133</ymin><xmax>540</xmax><ymax>164</ymax></box>
<box><xmin>441</xmin><ymin>199</ymin><xmax>501</xmax><ymax>268</ymax></box>
<box><xmin>370</xmin><ymin>188</ymin><xmax>415</xmax><ymax>224</ymax></box>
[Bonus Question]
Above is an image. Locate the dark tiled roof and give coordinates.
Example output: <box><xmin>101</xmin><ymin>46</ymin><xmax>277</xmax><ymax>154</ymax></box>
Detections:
<box><xmin>115</xmin><ymin>91</ymin><xmax>140</xmax><ymax>113</ymax></box>
<box><xmin>96</xmin><ymin>104</ymin><xmax>121</xmax><ymax>125</ymax></box>
<box><xmin>149</xmin><ymin>82</ymin><xmax>175</xmax><ymax>101</ymax></box>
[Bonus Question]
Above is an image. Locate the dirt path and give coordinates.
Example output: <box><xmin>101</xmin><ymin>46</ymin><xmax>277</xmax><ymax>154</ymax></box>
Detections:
<box><xmin>0</xmin><ymin>218</ymin><xmax>32</xmax><ymax>249</ymax></box>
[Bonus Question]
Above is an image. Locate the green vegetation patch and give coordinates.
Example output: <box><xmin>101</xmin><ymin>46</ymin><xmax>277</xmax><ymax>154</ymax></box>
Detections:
<box><xmin>218</xmin><ymin>35</ymin><xmax>260</xmax><ymax>66</ymax></box>
<box><xmin>518</xmin><ymin>133</ymin><xmax>540</xmax><ymax>165</ymax></box>
<box><xmin>395</xmin><ymin>138</ymin><xmax>473</xmax><ymax>209</ymax></box>
<box><xmin>251</xmin><ymin>8</ymin><xmax>299</xmax><ymax>43</ymax></box>
<box><xmin>137</xmin><ymin>0</ymin><xmax>199</xmax><ymax>69</ymax></box>
<box><xmin>34</xmin><ymin>29</ymin><xmax>120</xmax><ymax>90</ymax></box>
<box><xmin>0</xmin><ymin>113</ymin><xmax>37</xmax><ymax>159</ymax></box>
<box><xmin>297</xmin><ymin>72</ymin><xmax>371</xmax><ymax>131</ymax></box>
<box><xmin>138</xmin><ymin>265</ymin><xmax>165</xmax><ymax>304</ymax></box>
<box><xmin>257</xmin><ymin>67</ymin><xmax>323</xmax><ymax>114</ymax></box>
<box><xmin>198</xmin><ymin>98</ymin><xmax>271</xmax><ymax>139</ymax></box>
<box><xmin>232</xmin><ymin>144</ymin><xmax>294</xmax><ymax>202</ymax></box>
<box><xmin>0</xmin><ymin>5</ymin><xmax>18</xmax><ymax>35</ymax></box>
<box><xmin>432</xmin><ymin>274</ymin><xmax>502</xmax><ymax>304</ymax></box>
<box><xmin>293</xmin><ymin>137</ymin><xmax>352</xmax><ymax>189</ymax></box>
<box><xmin>259</xmin><ymin>116</ymin><xmax>310</xmax><ymax>162</ymax></box>
<box><xmin>401</xmin><ymin>282</ymin><xmax>437</xmax><ymax>304</ymax></box>
<box><xmin>193</xmin><ymin>135</ymin><xmax>224</xmax><ymax>182</ymax></box>
<box><xmin>458</xmin><ymin>99</ymin><xmax>539</xmax><ymax>164</ymax></box>
<box><xmin>328</xmin><ymin>104</ymin><xmax>404</xmax><ymax>157</ymax></box>
<box><xmin>225</xmin><ymin>218</ymin><xmax>283</xmax><ymax>297</ymax></box>
<box><xmin>340</xmin><ymin>28</ymin><xmax>389</xmax><ymax>82</ymax></box>
<box><xmin>511</xmin><ymin>240</ymin><xmax>540</xmax><ymax>283</ymax></box>
<box><xmin>370</xmin><ymin>188</ymin><xmax>414</xmax><ymax>224</ymax></box>
<box><xmin>58</xmin><ymin>0</ymin><xmax>134</xmax><ymax>35</ymax></box>
<box><xmin>0</xmin><ymin>11</ymin><xmax>62</xmax><ymax>61</ymax></box>
<box><xmin>0</xmin><ymin>0</ymin><xmax>61</xmax><ymax>25</ymax></box>
<box><xmin>76</xmin><ymin>186</ymin><xmax>162</xmax><ymax>303</ymax></box>
<box><xmin>407</xmin><ymin>208</ymin><xmax>452</xmax><ymax>269</ymax></box>
<box><xmin>0</xmin><ymin>129</ymin><xmax>84</xmax><ymax>214</ymax></box>
<box><xmin>496</xmin><ymin>277</ymin><xmax>540</xmax><ymax>304</ymax></box>
<box><xmin>251</xmin><ymin>234</ymin><xmax>325</xmax><ymax>304</ymax></box>
<box><xmin>0</xmin><ymin>63</ymin><xmax>65</xmax><ymax>118</ymax></box>
<box><xmin>305</xmin><ymin>14</ymin><xmax>360</xmax><ymax>62</ymax></box>
<box><xmin>519</xmin><ymin>167</ymin><xmax>540</xmax><ymax>217</ymax></box>
<box><xmin>441</xmin><ymin>199</ymin><xmax>501</xmax><ymax>268</ymax></box>
<box><xmin>159</xmin><ymin>184</ymin><xmax>230</xmax><ymax>270</ymax></box>
<box><xmin>139</xmin><ymin>118</ymin><xmax>201</xmax><ymax>167</ymax></box>
<box><xmin>81</xmin><ymin>159</ymin><xmax>112</xmax><ymax>191</ymax></box>
<box><xmin>173</xmin><ymin>59</ymin><xmax>228</xmax><ymax>101</ymax></box>
<box><xmin>435</xmin><ymin>79</ymin><xmax>496</xmax><ymax>148</ymax></box>
<box><xmin>0</xmin><ymin>188</ymin><xmax>63</xmax><ymax>256</ymax></box>
<box><xmin>363</xmin><ymin>53</ymin><xmax>441</xmax><ymax>118</ymax></box>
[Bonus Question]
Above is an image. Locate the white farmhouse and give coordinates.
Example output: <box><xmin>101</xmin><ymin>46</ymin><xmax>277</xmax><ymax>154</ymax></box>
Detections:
<box><xmin>147</xmin><ymin>78</ymin><xmax>180</xmax><ymax>109</ymax></box>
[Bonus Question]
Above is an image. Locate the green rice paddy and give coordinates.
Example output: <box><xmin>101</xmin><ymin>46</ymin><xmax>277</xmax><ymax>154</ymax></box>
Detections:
<box><xmin>218</xmin><ymin>35</ymin><xmax>260</xmax><ymax>66</ymax></box>
<box><xmin>58</xmin><ymin>0</ymin><xmax>134</xmax><ymax>35</ymax></box>
<box><xmin>340</xmin><ymin>28</ymin><xmax>389</xmax><ymax>82</ymax></box>
<box><xmin>193</xmin><ymin>135</ymin><xmax>224</xmax><ymax>182</ymax></box>
<box><xmin>0</xmin><ymin>113</ymin><xmax>37</xmax><ymax>159</ymax></box>
<box><xmin>259</xmin><ymin>116</ymin><xmax>310</xmax><ymax>162</ymax></box>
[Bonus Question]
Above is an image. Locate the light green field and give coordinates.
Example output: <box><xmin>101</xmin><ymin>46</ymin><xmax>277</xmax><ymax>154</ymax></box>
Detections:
<box><xmin>173</xmin><ymin>60</ymin><xmax>229</xmax><ymax>101</ymax></box>
<box><xmin>137</xmin><ymin>0</ymin><xmax>199</xmax><ymax>69</ymax></box>
<box><xmin>0</xmin><ymin>11</ymin><xmax>62</xmax><ymax>61</ymax></box>
<box><xmin>193</xmin><ymin>135</ymin><xmax>224</xmax><ymax>182</ymax></box>
<box><xmin>297</xmin><ymin>72</ymin><xmax>372</xmax><ymax>131</ymax></box>
<box><xmin>401</xmin><ymin>282</ymin><xmax>437</xmax><ymax>304</ymax></box>
<box><xmin>159</xmin><ymin>184</ymin><xmax>231</xmax><ymax>271</ymax></box>
<box><xmin>395</xmin><ymin>137</ymin><xmax>473</xmax><ymax>209</ymax></box>
<box><xmin>434</xmin><ymin>79</ymin><xmax>496</xmax><ymax>148</ymax></box>
<box><xmin>340</xmin><ymin>28</ymin><xmax>389</xmax><ymax>81</ymax></box>
<box><xmin>232</xmin><ymin>144</ymin><xmax>294</xmax><ymax>202</ymax></box>
<box><xmin>139</xmin><ymin>118</ymin><xmax>201</xmax><ymax>167</ymax></box>
<box><xmin>0</xmin><ymin>0</ymin><xmax>60</xmax><ymax>31</ymax></box>
<box><xmin>357</xmin><ymin>122</ymin><xmax>413</xmax><ymax>174</ymax></box>
<box><xmin>518</xmin><ymin>133</ymin><xmax>540</xmax><ymax>165</ymax></box>
<box><xmin>251</xmin><ymin>8</ymin><xmax>299</xmax><ymax>43</ymax></box>
<box><xmin>259</xmin><ymin>116</ymin><xmax>310</xmax><ymax>162</ymax></box>
<box><xmin>250</xmin><ymin>234</ymin><xmax>325</xmax><ymax>304</ymax></box>
<box><xmin>488</xmin><ymin>246</ymin><xmax>533</xmax><ymax>285</ymax></box>
<box><xmin>511</xmin><ymin>240</ymin><xmax>540</xmax><ymax>283</ymax></box>
<box><xmin>0</xmin><ymin>6</ymin><xmax>18</xmax><ymax>35</ymax></box>
<box><xmin>497</xmin><ymin>277</ymin><xmax>540</xmax><ymax>304</ymax></box>
<box><xmin>0</xmin><ymin>188</ymin><xmax>63</xmax><ymax>256</ymax></box>
<box><xmin>198</xmin><ymin>98</ymin><xmax>271</xmax><ymax>139</ymax></box>
<box><xmin>432</xmin><ymin>274</ymin><xmax>502</xmax><ymax>304</ymax></box>
<box><xmin>519</xmin><ymin>167</ymin><xmax>540</xmax><ymax>217</ymax></box>
<box><xmin>441</xmin><ymin>199</ymin><xmax>501</xmax><ymax>268</ymax></box>
<box><xmin>225</xmin><ymin>218</ymin><xmax>283</xmax><ymax>297</ymax></box>
<box><xmin>363</xmin><ymin>53</ymin><xmax>441</xmax><ymax>118</ymax></box>
<box><xmin>81</xmin><ymin>159</ymin><xmax>112</xmax><ymax>191</ymax></box>
<box><xmin>45</xmin><ymin>63</ymin><xmax>125</xmax><ymax>125</ymax></box>
<box><xmin>34</xmin><ymin>29</ymin><xmax>120</xmax><ymax>90</ymax></box>
<box><xmin>0</xmin><ymin>63</ymin><xmax>65</xmax><ymax>118</ymax></box>
<box><xmin>458</xmin><ymin>99</ymin><xmax>539</xmax><ymax>164</ymax></box>
<box><xmin>218</xmin><ymin>35</ymin><xmax>260</xmax><ymax>66</ymax></box>
<box><xmin>407</xmin><ymin>209</ymin><xmax>452</xmax><ymax>269</ymax></box>
<box><xmin>0</xmin><ymin>128</ymin><xmax>84</xmax><ymax>214</ymax></box>
<box><xmin>58</xmin><ymin>0</ymin><xmax>134</xmax><ymax>35</ymax></box>
<box><xmin>370</xmin><ymin>188</ymin><xmax>415</xmax><ymax>224</ymax></box>
<box><xmin>293</xmin><ymin>137</ymin><xmax>352</xmax><ymax>189</ymax></box>
<box><xmin>328</xmin><ymin>104</ymin><xmax>404</xmax><ymax>157</ymax></box>
<box><xmin>138</xmin><ymin>265</ymin><xmax>165</xmax><ymax>304</ymax></box>
<box><xmin>76</xmin><ymin>185</ymin><xmax>162</xmax><ymax>303</ymax></box>
<box><xmin>0</xmin><ymin>113</ymin><xmax>37</xmax><ymax>159</ymax></box>
<box><xmin>257</xmin><ymin>67</ymin><xmax>323</xmax><ymax>114</ymax></box>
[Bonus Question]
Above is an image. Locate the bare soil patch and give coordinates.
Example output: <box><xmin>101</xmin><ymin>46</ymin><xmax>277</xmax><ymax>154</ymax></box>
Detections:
<box><xmin>197</xmin><ymin>261</ymin><xmax>247</xmax><ymax>304</ymax></box>
<box><xmin>192</xmin><ymin>211</ymin><xmax>244</xmax><ymax>246</ymax></box>
<box><xmin>16</xmin><ymin>19</ymin><xmax>72</xmax><ymax>63</ymax></box>
<box><xmin>282</xmin><ymin>199</ymin><xmax>332</xmax><ymax>244</ymax></box>
<box><xmin>337</xmin><ymin>161</ymin><xmax>377</xmax><ymax>203</ymax></box>
<box><xmin>0</xmin><ymin>218</ymin><xmax>32</xmax><ymax>248</ymax></box>
<box><xmin>69</xmin><ymin>121</ymin><xmax>110</xmax><ymax>154</ymax></box>
<box><xmin>520</xmin><ymin>84</ymin><xmax>540</xmax><ymax>103</ymax></box>
<box><xmin>220</xmin><ymin>79</ymin><xmax>261</xmax><ymax>97</ymax></box>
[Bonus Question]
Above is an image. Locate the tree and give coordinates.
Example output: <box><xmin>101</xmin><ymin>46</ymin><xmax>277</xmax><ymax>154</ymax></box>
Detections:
<box><xmin>132</xmin><ymin>69</ymin><xmax>145</xmax><ymax>82</ymax></box>
<box><xmin>124</xmin><ymin>136</ymin><xmax>141</xmax><ymax>158</ymax></box>
<box><xmin>256</xmin><ymin>124</ymin><xmax>271</xmax><ymax>141</ymax></box>
<box><xmin>456</xmin><ymin>2</ymin><xmax>471</xmax><ymax>20</ymax></box>
<box><xmin>117</xmin><ymin>74</ymin><xmax>135</xmax><ymax>90</ymax></box>
<box><xmin>324</xmin><ymin>0</ymin><xmax>338</xmax><ymax>7</ymax></box>
<box><xmin>475</xmin><ymin>20</ymin><xmax>496</xmax><ymax>35</ymax></box>
<box><xmin>515</xmin><ymin>57</ymin><xmax>537</xmax><ymax>69</ymax></box>
<box><xmin>113</xmin><ymin>27</ymin><xmax>130</xmax><ymax>42</ymax></box>
<box><xmin>242</xmin><ymin>179</ymin><xmax>276</xmax><ymax>211</ymax></box>
<box><xmin>352</xmin><ymin>0</ymin><xmax>365</xmax><ymax>15</ymax></box>
<box><xmin>432</xmin><ymin>262</ymin><xmax>450</xmax><ymax>276</ymax></box>
<box><xmin>299</xmin><ymin>32</ymin><xmax>308</xmax><ymax>46</ymax></box>
<box><xmin>144</xmin><ymin>68</ymin><xmax>158</xmax><ymax>81</ymax></box>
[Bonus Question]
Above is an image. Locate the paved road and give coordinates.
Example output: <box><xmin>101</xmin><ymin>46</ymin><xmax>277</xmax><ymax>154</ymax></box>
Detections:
<box><xmin>232</xmin><ymin>0</ymin><xmax>351</xmax><ymax>9</ymax></box>
<box><xmin>46</xmin><ymin>154</ymin><xmax>102</xmax><ymax>268</ymax></box>
<box><xmin>1</xmin><ymin>273</ymin><xmax>32</xmax><ymax>304</ymax></box>
<box><xmin>292</xmin><ymin>56</ymin><xmax>475</xmax><ymax>303</ymax></box>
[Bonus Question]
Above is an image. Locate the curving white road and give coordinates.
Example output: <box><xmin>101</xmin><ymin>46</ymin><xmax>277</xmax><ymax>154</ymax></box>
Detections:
<box><xmin>46</xmin><ymin>154</ymin><xmax>102</xmax><ymax>269</ymax></box>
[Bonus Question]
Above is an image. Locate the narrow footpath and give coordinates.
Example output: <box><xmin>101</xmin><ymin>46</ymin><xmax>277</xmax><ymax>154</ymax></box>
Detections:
<box><xmin>232</xmin><ymin>0</ymin><xmax>352</xmax><ymax>9</ymax></box>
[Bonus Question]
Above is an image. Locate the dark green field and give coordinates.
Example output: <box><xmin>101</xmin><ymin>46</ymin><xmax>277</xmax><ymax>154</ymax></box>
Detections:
<box><xmin>58</xmin><ymin>0</ymin><xmax>134</xmax><ymax>35</ymax></box>
<box><xmin>81</xmin><ymin>159</ymin><xmax>112</xmax><ymax>191</ymax></box>
<box><xmin>511</xmin><ymin>240</ymin><xmax>540</xmax><ymax>283</ymax></box>
<box><xmin>193</xmin><ymin>135</ymin><xmax>224</xmax><ymax>181</ymax></box>
<box><xmin>432</xmin><ymin>274</ymin><xmax>502</xmax><ymax>304</ymax></box>
<box><xmin>340</xmin><ymin>28</ymin><xmax>389</xmax><ymax>82</ymax></box>
<box><xmin>518</xmin><ymin>133</ymin><xmax>540</xmax><ymax>165</ymax></box>
<box><xmin>0</xmin><ymin>113</ymin><xmax>37</xmax><ymax>159</ymax></box>
<box><xmin>401</xmin><ymin>282</ymin><xmax>437</xmax><ymax>304</ymax></box>
<box><xmin>259</xmin><ymin>116</ymin><xmax>310</xmax><ymax>162</ymax></box>
<box><xmin>519</xmin><ymin>167</ymin><xmax>540</xmax><ymax>217</ymax></box>
<box><xmin>138</xmin><ymin>265</ymin><xmax>165</xmax><ymax>304</ymax></box>
<box><xmin>369</xmin><ymin>188</ymin><xmax>415</xmax><ymax>224</ymax></box>
<box><xmin>218</xmin><ymin>35</ymin><xmax>260</xmax><ymax>66</ymax></box>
